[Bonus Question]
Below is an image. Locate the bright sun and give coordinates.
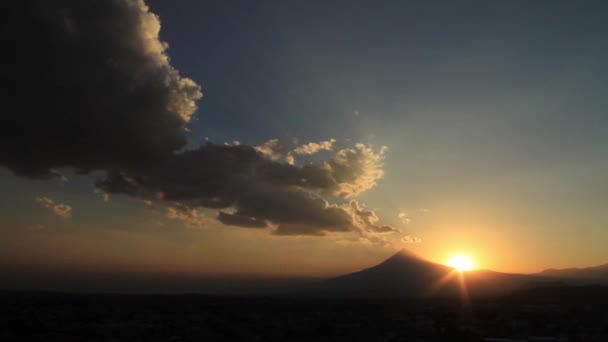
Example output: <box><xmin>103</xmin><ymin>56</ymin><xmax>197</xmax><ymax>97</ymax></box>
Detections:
<box><xmin>447</xmin><ymin>255</ymin><xmax>475</xmax><ymax>272</ymax></box>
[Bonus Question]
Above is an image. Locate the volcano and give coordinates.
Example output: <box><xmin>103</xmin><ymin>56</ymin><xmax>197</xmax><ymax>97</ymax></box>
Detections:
<box><xmin>293</xmin><ymin>249</ymin><xmax>544</xmax><ymax>298</ymax></box>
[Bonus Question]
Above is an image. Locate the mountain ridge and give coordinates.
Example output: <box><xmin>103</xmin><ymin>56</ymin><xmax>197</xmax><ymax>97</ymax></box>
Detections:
<box><xmin>288</xmin><ymin>249</ymin><xmax>545</xmax><ymax>298</ymax></box>
<box><xmin>537</xmin><ymin>262</ymin><xmax>608</xmax><ymax>284</ymax></box>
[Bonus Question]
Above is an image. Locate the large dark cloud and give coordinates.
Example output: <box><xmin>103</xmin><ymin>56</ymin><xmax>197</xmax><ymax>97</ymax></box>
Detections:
<box><xmin>1</xmin><ymin>0</ymin><xmax>395</xmax><ymax>242</ymax></box>
<box><xmin>1</xmin><ymin>0</ymin><xmax>201</xmax><ymax>177</ymax></box>
<box><xmin>95</xmin><ymin>142</ymin><xmax>396</xmax><ymax>238</ymax></box>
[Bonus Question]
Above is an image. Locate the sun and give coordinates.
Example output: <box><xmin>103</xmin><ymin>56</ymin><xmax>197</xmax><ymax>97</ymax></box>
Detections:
<box><xmin>447</xmin><ymin>255</ymin><xmax>474</xmax><ymax>272</ymax></box>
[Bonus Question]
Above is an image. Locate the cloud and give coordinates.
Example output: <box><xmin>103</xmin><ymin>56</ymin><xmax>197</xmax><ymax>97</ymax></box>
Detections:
<box><xmin>398</xmin><ymin>212</ymin><xmax>411</xmax><ymax>224</ymax></box>
<box><xmin>1</xmin><ymin>1</ymin><xmax>395</xmax><ymax>244</ymax></box>
<box><xmin>258</xmin><ymin>138</ymin><xmax>337</xmax><ymax>166</ymax></box>
<box><xmin>166</xmin><ymin>206</ymin><xmax>208</xmax><ymax>229</ymax></box>
<box><xmin>50</xmin><ymin>170</ymin><xmax>69</xmax><ymax>183</ymax></box>
<box><xmin>218</xmin><ymin>212</ymin><xmax>268</xmax><ymax>228</ymax></box>
<box><xmin>255</xmin><ymin>143</ymin><xmax>387</xmax><ymax>198</ymax></box>
<box><xmin>36</xmin><ymin>196</ymin><xmax>72</xmax><ymax>219</ymax></box>
<box><xmin>94</xmin><ymin>187</ymin><xmax>110</xmax><ymax>202</ymax></box>
<box><xmin>255</xmin><ymin>139</ymin><xmax>285</xmax><ymax>161</ymax></box>
<box><xmin>285</xmin><ymin>138</ymin><xmax>336</xmax><ymax>166</ymax></box>
<box><xmin>95</xmin><ymin>142</ymin><xmax>392</xmax><ymax>239</ymax></box>
<box><xmin>401</xmin><ymin>235</ymin><xmax>423</xmax><ymax>244</ymax></box>
<box><xmin>293</xmin><ymin>139</ymin><xmax>336</xmax><ymax>155</ymax></box>
<box><xmin>0</xmin><ymin>0</ymin><xmax>201</xmax><ymax>177</ymax></box>
<box><xmin>347</xmin><ymin>201</ymin><xmax>398</xmax><ymax>234</ymax></box>
<box><xmin>324</xmin><ymin>144</ymin><xmax>387</xmax><ymax>198</ymax></box>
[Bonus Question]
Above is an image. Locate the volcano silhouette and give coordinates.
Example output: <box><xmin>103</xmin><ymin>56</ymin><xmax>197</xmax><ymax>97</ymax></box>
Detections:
<box><xmin>293</xmin><ymin>249</ymin><xmax>541</xmax><ymax>298</ymax></box>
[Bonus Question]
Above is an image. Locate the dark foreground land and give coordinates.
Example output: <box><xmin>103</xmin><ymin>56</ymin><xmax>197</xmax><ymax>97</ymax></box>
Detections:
<box><xmin>2</xmin><ymin>286</ymin><xmax>608</xmax><ymax>342</ymax></box>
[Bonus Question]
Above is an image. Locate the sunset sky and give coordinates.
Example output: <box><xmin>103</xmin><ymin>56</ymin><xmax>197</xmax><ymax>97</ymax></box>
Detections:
<box><xmin>1</xmin><ymin>0</ymin><xmax>607</xmax><ymax>281</ymax></box>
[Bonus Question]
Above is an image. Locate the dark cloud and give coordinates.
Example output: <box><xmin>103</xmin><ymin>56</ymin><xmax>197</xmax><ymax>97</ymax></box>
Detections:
<box><xmin>218</xmin><ymin>212</ymin><xmax>268</xmax><ymax>229</ymax></box>
<box><xmin>1</xmin><ymin>0</ymin><xmax>395</xmax><ymax>243</ymax></box>
<box><xmin>273</xmin><ymin>224</ymin><xmax>327</xmax><ymax>237</ymax></box>
<box><xmin>1</xmin><ymin>0</ymin><xmax>201</xmax><ymax>177</ymax></box>
<box><xmin>95</xmin><ymin>142</ymin><xmax>393</xmax><ymax>238</ymax></box>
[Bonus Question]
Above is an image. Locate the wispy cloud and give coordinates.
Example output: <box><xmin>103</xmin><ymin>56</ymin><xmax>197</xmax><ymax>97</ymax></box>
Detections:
<box><xmin>398</xmin><ymin>212</ymin><xmax>411</xmax><ymax>224</ymax></box>
<box><xmin>94</xmin><ymin>187</ymin><xmax>110</xmax><ymax>202</ymax></box>
<box><xmin>36</xmin><ymin>196</ymin><xmax>72</xmax><ymax>219</ymax></box>
<box><xmin>401</xmin><ymin>235</ymin><xmax>422</xmax><ymax>244</ymax></box>
<box><xmin>166</xmin><ymin>206</ymin><xmax>208</xmax><ymax>229</ymax></box>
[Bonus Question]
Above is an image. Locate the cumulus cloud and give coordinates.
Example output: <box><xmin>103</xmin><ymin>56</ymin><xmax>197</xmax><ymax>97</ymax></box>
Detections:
<box><xmin>347</xmin><ymin>201</ymin><xmax>398</xmax><ymax>234</ymax></box>
<box><xmin>36</xmin><ymin>196</ymin><xmax>72</xmax><ymax>219</ymax></box>
<box><xmin>255</xmin><ymin>139</ymin><xmax>285</xmax><ymax>161</ymax></box>
<box><xmin>1</xmin><ymin>0</ymin><xmax>395</xmax><ymax>244</ymax></box>
<box><xmin>95</xmin><ymin>142</ymin><xmax>391</xmax><ymax>239</ymax></box>
<box><xmin>258</xmin><ymin>138</ymin><xmax>338</xmax><ymax>166</ymax></box>
<box><xmin>326</xmin><ymin>144</ymin><xmax>387</xmax><ymax>197</ymax></box>
<box><xmin>1</xmin><ymin>0</ymin><xmax>201</xmax><ymax>177</ymax></box>
<box><xmin>256</xmin><ymin>143</ymin><xmax>387</xmax><ymax>198</ymax></box>
<box><xmin>293</xmin><ymin>139</ymin><xmax>336</xmax><ymax>155</ymax></box>
<box><xmin>285</xmin><ymin>138</ymin><xmax>337</xmax><ymax>166</ymax></box>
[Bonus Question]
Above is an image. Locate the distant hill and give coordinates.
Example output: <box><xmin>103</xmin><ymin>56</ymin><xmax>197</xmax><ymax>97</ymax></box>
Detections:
<box><xmin>289</xmin><ymin>249</ymin><xmax>545</xmax><ymax>298</ymax></box>
<box><xmin>537</xmin><ymin>263</ymin><xmax>608</xmax><ymax>285</ymax></box>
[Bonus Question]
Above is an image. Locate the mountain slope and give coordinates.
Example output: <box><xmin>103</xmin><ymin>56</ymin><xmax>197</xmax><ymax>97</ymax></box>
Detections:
<box><xmin>293</xmin><ymin>249</ymin><xmax>543</xmax><ymax>298</ymax></box>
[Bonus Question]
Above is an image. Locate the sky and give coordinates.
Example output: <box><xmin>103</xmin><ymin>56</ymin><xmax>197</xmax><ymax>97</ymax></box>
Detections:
<box><xmin>1</xmin><ymin>0</ymin><xmax>607</xmax><ymax>284</ymax></box>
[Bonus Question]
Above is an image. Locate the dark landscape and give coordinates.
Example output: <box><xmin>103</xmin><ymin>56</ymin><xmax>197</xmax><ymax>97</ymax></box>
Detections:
<box><xmin>3</xmin><ymin>251</ymin><xmax>608</xmax><ymax>342</ymax></box>
<box><xmin>3</xmin><ymin>286</ymin><xmax>608</xmax><ymax>342</ymax></box>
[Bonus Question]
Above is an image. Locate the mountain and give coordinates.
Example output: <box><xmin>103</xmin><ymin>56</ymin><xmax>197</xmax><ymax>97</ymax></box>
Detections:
<box><xmin>291</xmin><ymin>249</ymin><xmax>545</xmax><ymax>298</ymax></box>
<box><xmin>537</xmin><ymin>263</ymin><xmax>608</xmax><ymax>285</ymax></box>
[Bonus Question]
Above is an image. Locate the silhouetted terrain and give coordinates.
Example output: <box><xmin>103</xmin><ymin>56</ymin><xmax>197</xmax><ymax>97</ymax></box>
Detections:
<box><xmin>290</xmin><ymin>250</ymin><xmax>549</xmax><ymax>299</ymax></box>
<box><xmin>0</xmin><ymin>267</ymin><xmax>319</xmax><ymax>296</ymax></box>
<box><xmin>2</xmin><ymin>286</ymin><xmax>608</xmax><ymax>342</ymax></box>
<box><xmin>4</xmin><ymin>252</ymin><xmax>608</xmax><ymax>341</ymax></box>
<box><xmin>537</xmin><ymin>263</ymin><xmax>608</xmax><ymax>285</ymax></box>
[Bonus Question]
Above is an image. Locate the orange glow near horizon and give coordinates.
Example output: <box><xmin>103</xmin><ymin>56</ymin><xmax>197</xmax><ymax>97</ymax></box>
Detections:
<box><xmin>446</xmin><ymin>255</ymin><xmax>475</xmax><ymax>272</ymax></box>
